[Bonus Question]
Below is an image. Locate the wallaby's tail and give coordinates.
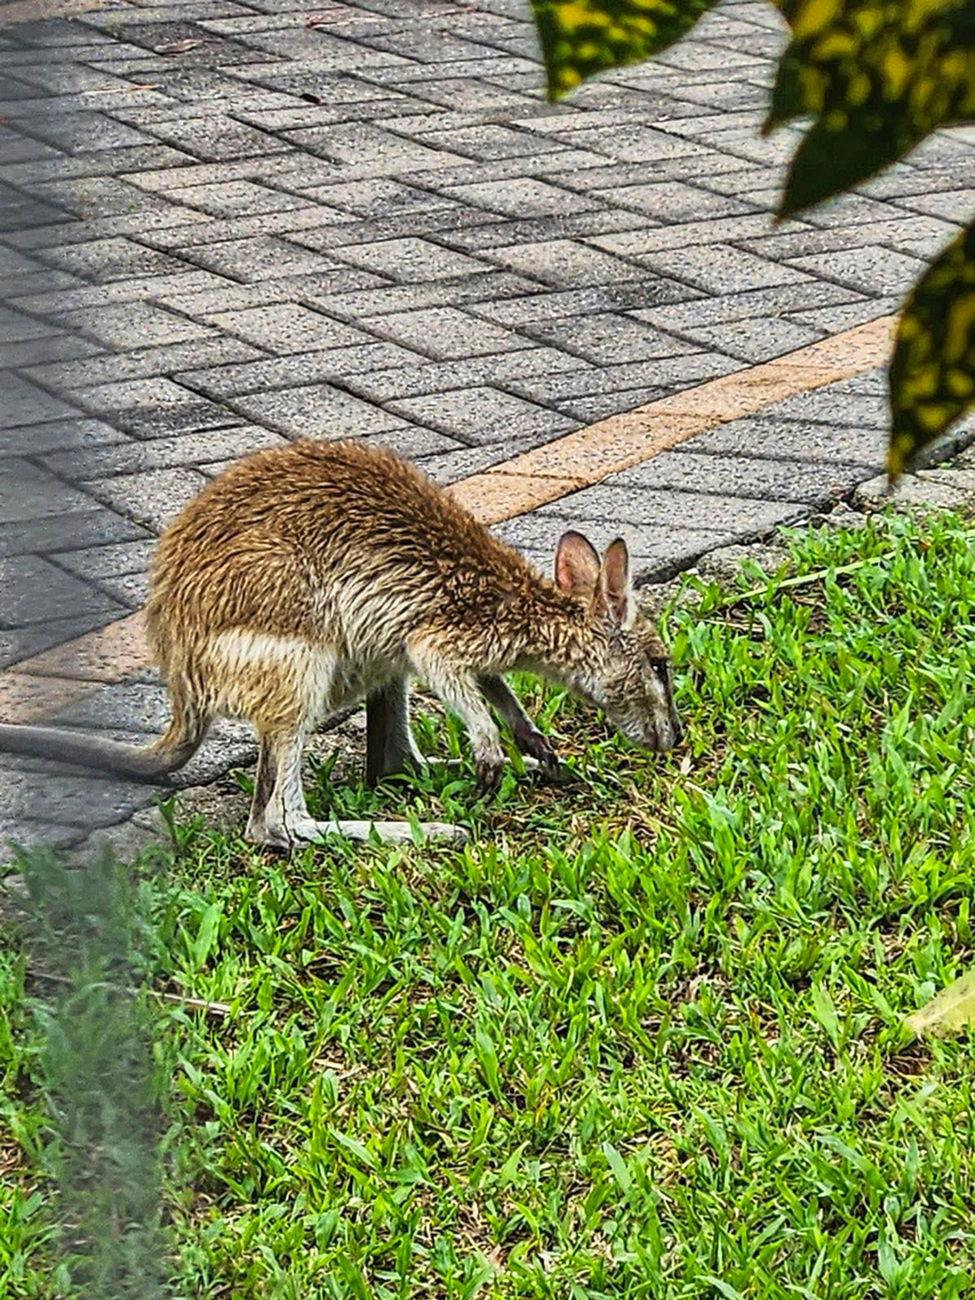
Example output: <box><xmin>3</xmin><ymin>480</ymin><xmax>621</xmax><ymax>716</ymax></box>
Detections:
<box><xmin>0</xmin><ymin>685</ymin><xmax>209</xmax><ymax>784</ymax></box>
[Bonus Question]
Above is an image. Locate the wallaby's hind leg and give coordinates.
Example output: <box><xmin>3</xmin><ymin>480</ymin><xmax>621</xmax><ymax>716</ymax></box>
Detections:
<box><xmin>244</xmin><ymin>736</ymin><xmax>278</xmax><ymax>844</ymax></box>
<box><xmin>365</xmin><ymin>677</ymin><xmax>426</xmax><ymax>782</ymax></box>
<box><xmin>249</xmin><ymin>724</ymin><xmax>467</xmax><ymax>848</ymax></box>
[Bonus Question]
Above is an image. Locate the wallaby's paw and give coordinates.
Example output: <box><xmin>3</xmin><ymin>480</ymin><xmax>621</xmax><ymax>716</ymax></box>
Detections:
<box><xmin>515</xmin><ymin>727</ymin><xmax>569</xmax><ymax>782</ymax></box>
<box><xmin>539</xmin><ymin>757</ymin><xmax>573</xmax><ymax>784</ymax></box>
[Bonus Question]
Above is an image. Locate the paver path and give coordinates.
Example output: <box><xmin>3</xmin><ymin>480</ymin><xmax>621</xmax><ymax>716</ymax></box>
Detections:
<box><xmin>1</xmin><ymin>0</ymin><xmax>973</xmax><ymax>849</ymax></box>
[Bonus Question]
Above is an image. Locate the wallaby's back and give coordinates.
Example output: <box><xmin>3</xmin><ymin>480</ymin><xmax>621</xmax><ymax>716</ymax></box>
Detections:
<box><xmin>146</xmin><ymin>439</ymin><xmax>540</xmax><ymax>677</ymax></box>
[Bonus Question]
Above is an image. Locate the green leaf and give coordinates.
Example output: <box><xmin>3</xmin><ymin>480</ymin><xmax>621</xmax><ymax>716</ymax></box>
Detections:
<box><xmin>475</xmin><ymin>1026</ymin><xmax>502</xmax><ymax>1099</ymax></box>
<box><xmin>889</xmin><ymin>220</ymin><xmax>975</xmax><ymax>478</ymax></box>
<box><xmin>499</xmin><ymin>1140</ymin><xmax>529</xmax><ymax>1186</ymax></box>
<box><xmin>192</xmin><ymin>901</ymin><xmax>222</xmax><ymax>969</ymax></box>
<box><xmin>768</xmin><ymin>0</ymin><xmax>975</xmax><ymax>218</ymax></box>
<box><xmin>905</xmin><ymin>967</ymin><xmax>975</xmax><ymax>1038</ymax></box>
<box><xmin>810</xmin><ymin>981</ymin><xmax>841</xmax><ymax>1050</ymax></box>
<box><xmin>702</xmin><ymin>1277</ymin><xmax>747</xmax><ymax>1300</ymax></box>
<box><xmin>602</xmin><ymin>1139</ymin><xmax>632</xmax><ymax>1192</ymax></box>
<box><xmin>529</xmin><ymin>0</ymin><xmax>718</xmax><ymax>101</ymax></box>
<box><xmin>330</xmin><ymin>1128</ymin><xmax>380</xmax><ymax>1170</ymax></box>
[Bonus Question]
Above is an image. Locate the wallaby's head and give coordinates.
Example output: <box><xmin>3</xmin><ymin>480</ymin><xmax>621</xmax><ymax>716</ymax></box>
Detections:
<box><xmin>553</xmin><ymin>531</ymin><xmax>683</xmax><ymax>753</ymax></box>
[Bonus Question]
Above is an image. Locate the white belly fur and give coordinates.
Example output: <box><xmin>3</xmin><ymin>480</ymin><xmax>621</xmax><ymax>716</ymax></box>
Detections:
<box><xmin>208</xmin><ymin>629</ymin><xmax>403</xmax><ymax>721</ymax></box>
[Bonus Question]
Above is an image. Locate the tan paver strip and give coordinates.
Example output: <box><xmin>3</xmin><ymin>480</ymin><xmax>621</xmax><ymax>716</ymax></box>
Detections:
<box><xmin>0</xmin><ymin>314</ymin><xmax>896</xmax><ymax>727</ymax></box>
<box><xmin>0</xmin><ymin>671</ymin><xmax>99</xmax><ymax>727</ymax></box>
<box><xmin>448</xmin><ymin>316</ymin><xmax>896</xmax><ymax>521</ymax></box>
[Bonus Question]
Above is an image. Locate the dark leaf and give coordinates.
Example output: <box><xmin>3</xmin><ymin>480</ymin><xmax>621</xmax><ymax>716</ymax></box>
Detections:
<box><xmin>768</xmin><ymin>0</ymin><xmax>975</xmax><ymax>216</ymax></box>
<box><xmin>528</xmin><ymin>0</ymin><xmax>719</xmax><ymax>101</ymax></box>
<box><xmin>889</xmin><ymin>219</ymin><xmax>975</xmax><ymax>479</ymax></box>
<box><xmin>778</xmin><ymin>111</ymin><xmax>901</xmax><ymax>217</ymax></box>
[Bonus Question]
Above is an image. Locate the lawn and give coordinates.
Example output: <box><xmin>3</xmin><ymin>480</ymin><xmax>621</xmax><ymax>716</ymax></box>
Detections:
<box><xmin>2</xmin><ymin>510</ymin><xmax>975</xmax><ymax>1300</ymax></box>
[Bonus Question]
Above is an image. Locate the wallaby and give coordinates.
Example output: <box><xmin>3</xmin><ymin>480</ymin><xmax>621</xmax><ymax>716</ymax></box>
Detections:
<box><xmin>0</xmin><ymin>441</ymin><xmax>683</xmax><ymax>847</ymax></box>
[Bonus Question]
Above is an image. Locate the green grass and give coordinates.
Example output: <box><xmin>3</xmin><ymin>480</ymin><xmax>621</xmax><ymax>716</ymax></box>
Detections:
<box><xmin>3</xmin><ymin>510</ymin><xmax>975</xmax><ymax>1299</ymax></box>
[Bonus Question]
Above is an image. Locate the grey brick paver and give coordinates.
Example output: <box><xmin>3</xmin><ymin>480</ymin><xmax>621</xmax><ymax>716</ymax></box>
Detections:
<box><xmin>228</xmin><ymin>382</ymin><xmax>415</xmax><ymax>439</ymax></box>
<box><xmin>595</xmin><ymin>181</ymin><xmax>758</xmax><ymax>221</ymax></box>
<box><xmin>35</xmin><ymin>236</ymin><xmax>190</xmax><ymax>283</ymax></box>
<box><xmin>82</xmin><ymin>466</ymin><xmax>212</xmax><ymax>534</ymax></box>
<box><xmin>312</xmin><ymin>271</ymin><xmax>541</xmax><ymax>321</ymax></box>
<box><xmin>681</xmin><ymin>415</ymin><xmax>887</xmax><ymax>467</ymax></box>
<box><xmin>535</xmin><ymin>482</ymin><xmax>807</xmax><ymax>535</ymax></box>
<box><xmin>364</xmin><ymin>306</ymin><xmax>529</xmax><ymax>359</ymax></box>
<box><xmin>203</xmin><ymin>302</ymin><xmax>373</xmax><ymax>352</ymax></box>
<box><xmin>513</xmin><ymin>312</ymin><xmax>703</xmax><ymax>366</ymax></box>
<box><xmin>610</xmin><ymin>450</ymin><xmax>868</xmax><ymax>505</ymax></box>
<box><xmin>630</xmin><ymin>243</ymin><xmax>813</xmax><ymax>294</ymax></box>
<box><xmin>166</xmin><ymin>179</ymin><xmax>316</xmax><ymax>216</ymax></box>
<box><xmin>40</xmin><ymin>426</ymin><xmax>288</xmax><ymax>482</ymax></box>
<box><xmin>175</xmin><ymin>342</ymin><xmax>426</xmax><ymax>398</ymax></box>
<box><xmin>2</xmin><ymin>554</ymin><xmax>126</xmax><ymax>625</ymax></box>
<box><xmin>345</xmin><ymin>345</ymin><xmax>583</xmax><ymax>403</ymax></box>
<box><xmin>23</xmin><ymin>337</ymin><xmax>264</xmax><ymax>391</ymax></box>
<box><xmin>58</xmin><ymin>302</ymin><xmax>216</xmax><ymax>349</ymax></box>
<box><xmin>785</xmin><ymin>245</ymin><xmax>931</xmax><ymax>297</ymax></box>
<box><xmin>448</xmin><ymin>178</ymin><xmax>599</xmax><ymax>217</ymax></box>
<box><xmin>329</xmin><ymin>237</ymin><xmax>491</xmax><ymax>282</ymax></box>
<box><xmin>481</xmin><ymin>239</ymin><xmax>652</xmax><ymax>288</ymax></box>
<box><xmin>387</xmin><ymin>386</ymin><xmax>577</xmax><ymax>444</ymax></box>
<box><xmin>178</xmin><ymin>235</ymin><xmax>348</xmax><ymax>283</ymax></box>
<box><xmin>0</xmin><ymin>458</ymin><xmax>102</xmax><ymax>525</ymax></box>
<box><xmin>72</xmin><ymin>375</ymin><xmax>245</xmax><ymax>438</ymax></box>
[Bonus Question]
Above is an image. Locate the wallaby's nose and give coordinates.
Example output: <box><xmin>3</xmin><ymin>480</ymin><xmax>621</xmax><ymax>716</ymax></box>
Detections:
<box><xmin>647</xmin><ymin>718</ymin><xmax>682</xmax><ymax>752</ymax></box>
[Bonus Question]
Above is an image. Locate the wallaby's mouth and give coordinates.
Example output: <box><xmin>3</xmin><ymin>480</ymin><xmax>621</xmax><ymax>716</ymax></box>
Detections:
<box><xmin>613</xmin><ymin>715</ymin><xmax>682</xmax><ymax>752</ymax></box>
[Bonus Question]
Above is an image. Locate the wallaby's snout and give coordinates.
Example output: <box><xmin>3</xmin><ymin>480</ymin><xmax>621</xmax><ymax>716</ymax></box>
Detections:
<box><xmin>637</xmin><ymin>654</ymin><xmax>684</xmax><ymax>754</ymax></box>
<box><xmin>553</xmin><ymin>531</ymin><xmax>684</xmax><ymax>756</ymax></box>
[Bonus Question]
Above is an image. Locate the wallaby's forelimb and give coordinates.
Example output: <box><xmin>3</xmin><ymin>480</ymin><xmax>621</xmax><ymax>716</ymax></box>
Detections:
<box><xmin>366</xmin><ymin>672</ymin><xmax>564</xmax><ymax>788</ymax></box>
<box><xmin>409</xmin><ymin>649</ymin><xmax>505</xmax><ymax>794</ymax></box>
<box><xmin>476</xmin><ymin>675</ymin><xmax>564</xmax><ymax>778</ymax></box>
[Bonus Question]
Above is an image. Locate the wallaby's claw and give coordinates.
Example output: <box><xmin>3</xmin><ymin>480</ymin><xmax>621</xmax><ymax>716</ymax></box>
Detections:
<box><xmin>543</xmin><ymin>756</ymin><xmax>573</xmax><ymax>784</ymax></box>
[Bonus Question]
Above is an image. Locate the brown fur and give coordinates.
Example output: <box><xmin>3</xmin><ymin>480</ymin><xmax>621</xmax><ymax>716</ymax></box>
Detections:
<box><xmin>0</xmin><ymin>440</ymin><xmax>682</xmax><ymax>847</ymax></box>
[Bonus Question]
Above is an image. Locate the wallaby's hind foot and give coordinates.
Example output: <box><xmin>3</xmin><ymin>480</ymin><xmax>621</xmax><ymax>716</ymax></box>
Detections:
<box><xmin>249</xmin><ymin>724</ymin><xmax>468</xmax><ymax>849</ymax></box>
<box><xmin>248</xmin><ymin>816</ymin><xmax>468</xmax><ymax>849</ymax></box>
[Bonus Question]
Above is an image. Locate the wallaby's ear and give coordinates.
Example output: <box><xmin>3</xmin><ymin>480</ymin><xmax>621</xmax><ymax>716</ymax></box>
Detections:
<box><xmin>596</xmin><ymin>538</ymin><xmax>635</xmax><ymax>628</ymax></box>
<box><xmin>554</xmin><ymin>530</ymin><xmax>601</xmax><ymax>598</ymax></box>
